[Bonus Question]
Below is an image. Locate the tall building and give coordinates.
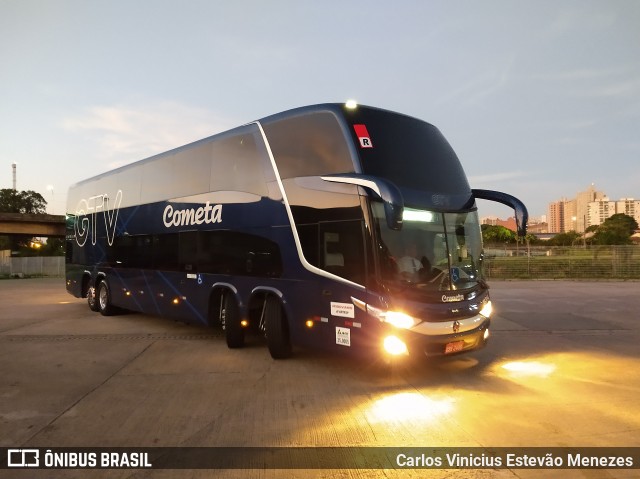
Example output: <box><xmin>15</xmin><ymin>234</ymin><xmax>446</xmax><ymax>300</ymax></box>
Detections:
<box><xmin>548</xmin><ymin>200</ymin><xmax>565</xmax><ymax>233</ymax></box>
<box><xmin>616</xmin><ymin>198</ymin><xmax>640</xmax><ymax>225</ymax></box>
<box><xmin>588</xmin><ymin>198</ymin><xmax>614</xmax><ymax>227</ymax></box>
<box><xmin>575</xmin><ymin>184</ymin><xmax>606</xmax><ymax>233</ymax></box>
<box><xmin>589</xmin><ymin>198</ymin><xmax>640</xmax><ymax>227</ymax></box>
<box><xmin>548</xmin><ymin>184</ymin><xmax>606</xmax><ymax>233</ymax></box>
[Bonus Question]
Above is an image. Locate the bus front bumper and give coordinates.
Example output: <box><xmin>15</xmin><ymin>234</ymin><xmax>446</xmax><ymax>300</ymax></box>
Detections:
<box><xmin>382</xmin><ymin>314</ymin><xmax>490</xmax><ymax>358</ymax></box>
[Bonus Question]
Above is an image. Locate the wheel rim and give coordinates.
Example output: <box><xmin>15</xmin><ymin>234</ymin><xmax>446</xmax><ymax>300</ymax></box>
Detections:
<box><xmin>88</xmin><ymin>287</ymin><xmax>95</xmax><ymax>306</ymax></box>
<box><xmin>99</xmin><ymin>285</ymin><xmax>108</xmax><ymax>310</ymax></box>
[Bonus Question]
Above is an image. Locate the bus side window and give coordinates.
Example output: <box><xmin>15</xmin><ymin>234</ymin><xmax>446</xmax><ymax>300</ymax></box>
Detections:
<box><xmin>179</xmin><ymin>232</ymin><xmax>198</xmax><ymax>272</ymax></box>
<box><xmin>323</xmin><ymin>232</ymin><xmax>345</xmax><ymax>277</ymax></box>
<box><xmin>319</xmin><ymin>221</ymin><xmax>366</xmax><ymax>285</ymax></box>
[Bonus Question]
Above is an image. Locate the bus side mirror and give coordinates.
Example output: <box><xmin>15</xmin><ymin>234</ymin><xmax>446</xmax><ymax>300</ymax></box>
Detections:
<box><xmin>321</xmin><ymin>174</ymin><xmax>404</xmax><ymax>230</ymax></box>
<box><xmin>472</xmin><ymin>189</ymin><xmax>529</xmax><ymax>236</ymax></box>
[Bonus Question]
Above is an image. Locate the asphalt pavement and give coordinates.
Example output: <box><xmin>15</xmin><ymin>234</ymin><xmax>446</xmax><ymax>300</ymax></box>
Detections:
<box><xmin>1</xmin><ymin>278</ymin><xmax>639</xmax><ymax>478</ymax></box>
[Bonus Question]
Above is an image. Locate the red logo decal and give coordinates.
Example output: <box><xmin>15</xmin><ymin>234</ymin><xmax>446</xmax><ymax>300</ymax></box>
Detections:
<box><xmin>353</xmin><ymin>124</ymin><xmax>373</xmax><ymax>148</ymax></box>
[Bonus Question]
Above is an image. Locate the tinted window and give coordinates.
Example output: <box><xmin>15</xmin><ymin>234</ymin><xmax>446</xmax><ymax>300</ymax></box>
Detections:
<box><xmin>297</xmin><ymin>220</ymin><xmax>367</xmax><ymax>285</ymax></box>
<box><xmin>344</xmin><ymin>106</ymin><xmax>472</xmax><ymax>209</ymax></box>
<box><xmin>319</xmin><ymin>221</ymin><xmax>367</xmax><ymax>285</ymax></box>
<box><xmin>263</xmin><ymin>111</ymin><xmax>355</xmax><ymax>179</ymax></box>
<box><xmin>209</xmin><ymin>127</ymin><xmax>271</xmax><ymax>196</ymax></box>
<box><xmin>108</xmin><ymin>231</ymin><xmax>281</xmax><ymax>277</ymax></box>
<box><xmin>139</xmin><ymin>124</ymin><xmax>271</xmax><ymax>204</ymax></box>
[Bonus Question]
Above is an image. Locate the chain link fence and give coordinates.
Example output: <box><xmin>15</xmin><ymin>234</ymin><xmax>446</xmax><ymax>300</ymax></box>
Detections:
<box><xmin>484</xmin><ymin>245</ymin><xmax>640</xmax><ymax>279</ymax></box>
<box><xmin>2</xmin><ymin>247</ymin><xmax>640</xmax><ymax>280</ymax></box>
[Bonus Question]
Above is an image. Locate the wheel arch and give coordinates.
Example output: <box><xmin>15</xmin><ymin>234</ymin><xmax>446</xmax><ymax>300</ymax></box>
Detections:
<box><xmin>249</xmin><ymin>286</ymin><xmax>293</xmax><ymax>329</ymax></box>
<box><xmin>207</xmin><ymin>282</ymin><xmax>242</xmax><ymax>328</ymax></box>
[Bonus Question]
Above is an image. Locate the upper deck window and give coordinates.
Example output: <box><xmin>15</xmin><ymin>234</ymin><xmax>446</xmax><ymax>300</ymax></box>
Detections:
<box><xmin>263</xmin><ymin>111</ymin><xmax>355</xmax><ymax>179</ymax></box>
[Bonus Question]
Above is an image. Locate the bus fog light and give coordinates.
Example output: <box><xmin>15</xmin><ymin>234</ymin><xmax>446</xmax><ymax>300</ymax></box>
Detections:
<box><xmin>383</xmin><ymin>335</ymin><xmax>408</xmax><ymax>356</ymax></box>
<box><xmin>241</xmin><ymin>320</ymin><xmax>249</xmax><ymax>328</ymax></box>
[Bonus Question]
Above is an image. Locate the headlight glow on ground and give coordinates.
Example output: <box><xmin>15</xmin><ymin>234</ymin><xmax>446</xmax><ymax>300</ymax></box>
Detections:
<box><xmin>368</xmin><ymin>392</ymin><xmax>455</xmax><ymax>423</ymax></box>
<box><xmin>502</xmin><ymin>361</ymin><xmax>556</xmax><ymax>378</ymax></box>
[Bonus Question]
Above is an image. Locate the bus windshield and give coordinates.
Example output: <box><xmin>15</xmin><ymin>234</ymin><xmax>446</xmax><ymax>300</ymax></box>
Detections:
<box><xmin>372</xmin><ymin>201</ymin><xmax>485</xmax><ymax>293</ymax></box>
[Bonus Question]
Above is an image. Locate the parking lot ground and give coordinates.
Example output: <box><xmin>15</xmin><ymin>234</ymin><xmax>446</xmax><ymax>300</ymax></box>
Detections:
<box><xmin>1</xmin><ymin>278</ymin><xmax>639</xmax><ymax>478</ymax></box>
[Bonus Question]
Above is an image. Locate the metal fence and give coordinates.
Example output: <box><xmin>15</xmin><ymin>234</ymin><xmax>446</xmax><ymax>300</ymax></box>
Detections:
<box><xmin>2</xmin><ymin>247</ymin><xmax>639</xmax><ymax>280</ymax></box>
<box><xmin>0</xmin><ymin>256</ymin><xmax>65</xmax><ymax>277</ymax></box>
<box><xmin>484</xmin><ymin>245</ymin><xmax>640</xmax><ymax>279</ymax></box>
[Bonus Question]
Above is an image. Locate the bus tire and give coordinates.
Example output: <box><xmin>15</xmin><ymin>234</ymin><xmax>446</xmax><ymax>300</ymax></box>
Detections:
<box><xmin>264</xmin><ymin>296</ymin><xmax>291</xmax><ymax>359</ymax></box>
<box><xmin>96</xmin><ymin>279</ymin><xmax>116</xmax><ymax>316</ymax></box>
<box><xmin>87</xmin><ymin>284</ymin><xmax>100</xmax><ymax>312</ymax></box>
<box><xmin>222</xmin><ymin>293</ymin><xmax>244</xmax><ymax>349</ymax></box>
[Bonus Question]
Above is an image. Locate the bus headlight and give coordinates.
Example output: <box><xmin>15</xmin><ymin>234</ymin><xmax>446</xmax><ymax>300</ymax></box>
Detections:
<box><xmin>383</xmin><ymin>335</ymin><xmax>408</xmax><ymax>356</ymax></box>
<box><xmin>355</xmin><ymin>299</ymin><xmax>422</xmax><ymax>329</ymax></box>
<box><xmin>385</xmin><ymin>311</ymin><xmax>420</xmax><ymax>329</ymax></box>
<box><xmin>479</xmin><ymin>300</ymin><xmax>492</xmax><ymax>318</ymax></box>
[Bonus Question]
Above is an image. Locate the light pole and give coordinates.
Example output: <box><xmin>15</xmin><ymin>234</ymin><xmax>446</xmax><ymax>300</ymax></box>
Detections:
<box><xmin>46</xmin><ymin>185</ymin><xmax>55</xmax><ymax>214</ymax></box>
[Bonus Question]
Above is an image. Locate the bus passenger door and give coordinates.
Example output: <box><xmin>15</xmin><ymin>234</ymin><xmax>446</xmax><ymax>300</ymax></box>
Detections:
<box><xmin>317</xmin><ymin>220</ymin><xmax>370</xmax><ymax>354</ymax></box>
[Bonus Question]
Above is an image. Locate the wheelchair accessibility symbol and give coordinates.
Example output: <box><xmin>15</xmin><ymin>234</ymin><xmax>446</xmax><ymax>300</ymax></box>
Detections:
<box><xmin>450</xmin><ymin>267</ymin><xmax>460</xmax><ymax>283</ymax></box>
<box><xmin>197</xmin><ymin>274</ymin><xmax>203</xmax><ymax>285</ymax></box>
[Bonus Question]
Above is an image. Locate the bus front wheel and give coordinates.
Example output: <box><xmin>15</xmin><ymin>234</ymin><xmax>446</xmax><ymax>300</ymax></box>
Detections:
<box><xmin>221</xmin><ymin>292</ymin><xmax>244</xmax><ymax>349</ymax></box>
<box><xmin>264</xmin><ymin>296</ymin><xmax>292</xmax><ymax>359</ymax></box>
<box><xmin>97</xmin><ymin>280</ymin><xmax>116</xmax><ymax>316</ymax></box>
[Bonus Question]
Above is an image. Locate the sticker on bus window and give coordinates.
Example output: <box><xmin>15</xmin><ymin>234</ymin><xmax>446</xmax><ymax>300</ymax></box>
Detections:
<box><xmin>336</xmin><ymin>326</ymin><xmax>351</xmax><ymax>347</ymax></box>
<box><xmin>353</xmin><ymin>124</ymin><xmax>373</xmax><ymax>148</ymax></box>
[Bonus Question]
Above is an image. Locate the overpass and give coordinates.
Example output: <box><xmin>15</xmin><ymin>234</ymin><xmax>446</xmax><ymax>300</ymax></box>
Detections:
<box><xmin>0</xmin><ymin>212</ymin><xmax>66</xmax><ymax>237</ymax></box>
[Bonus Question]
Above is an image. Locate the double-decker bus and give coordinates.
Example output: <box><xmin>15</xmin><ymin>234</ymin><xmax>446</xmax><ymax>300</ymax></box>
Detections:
<box><xmin>66</xmin><ymin>103</ymin><xmax>527</xmax><ymax>360</ymax></box>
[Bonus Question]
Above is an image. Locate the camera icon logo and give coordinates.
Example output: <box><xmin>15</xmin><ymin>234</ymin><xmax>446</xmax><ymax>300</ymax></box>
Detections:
<box><xmin>7</xmin><ymin>449</ymin><xmax>40</xmax><ymax>467</ymax></box>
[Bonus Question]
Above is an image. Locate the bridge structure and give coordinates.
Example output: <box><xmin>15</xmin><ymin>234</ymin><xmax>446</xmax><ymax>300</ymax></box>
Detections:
<box><xmin>0</xmin><ymin>212</ymin><xmax>66</xmax><ymax>237</ymax></box>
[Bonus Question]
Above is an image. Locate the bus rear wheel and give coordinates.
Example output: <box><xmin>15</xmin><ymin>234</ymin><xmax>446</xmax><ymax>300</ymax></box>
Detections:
<box><xmin>87</xmin><ymin>284</ymin><xmax>100</xmax><ymax>312</ymax></box>
<box><xmin>221</xmin><ymin>292</ymin><xmax>244</xmax><ymax>349</ymax></box>
<box><xmin>96</xmin><ymin>279</ymin><xmax>116</xmax><ymax>316</ymax></box>
<box><xmin>264</xmin><ymin>296</ymin><xmax>291</xmax><ymax>359</ymax></box>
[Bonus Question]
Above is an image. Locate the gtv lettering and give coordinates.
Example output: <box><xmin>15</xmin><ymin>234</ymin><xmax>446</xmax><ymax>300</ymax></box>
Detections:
<box><xmin>163</xmin><ymin>202</ymin><xmax>222</xmax><ymax>228</ymax></box>
<box><xmin>74</xmin><ymin>190</ymin><xmax>122</xmax><ymax>247</ymax></box>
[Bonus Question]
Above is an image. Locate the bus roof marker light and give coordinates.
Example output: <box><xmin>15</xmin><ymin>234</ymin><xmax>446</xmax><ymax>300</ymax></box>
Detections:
<box><xmin>345</xmin><ymin>99</ymin><xmax>358</xmax><ymax>109</ymax></box>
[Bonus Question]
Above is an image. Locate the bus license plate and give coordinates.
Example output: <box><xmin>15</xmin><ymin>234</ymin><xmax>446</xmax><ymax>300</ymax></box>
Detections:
<box><xmin>444</xmin><ymin>341</ymin><xmax>464</xmax><ymax>354</ymax></box>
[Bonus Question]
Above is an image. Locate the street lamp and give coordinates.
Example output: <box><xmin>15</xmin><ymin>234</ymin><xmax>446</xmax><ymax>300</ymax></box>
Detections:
<box><xmin>46</xmin><ymin>185</ymin><xmax>54</xmax><ymax>214</ymax></box>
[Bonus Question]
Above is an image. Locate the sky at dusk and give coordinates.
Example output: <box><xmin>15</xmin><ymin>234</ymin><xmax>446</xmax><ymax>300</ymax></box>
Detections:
<box><xmin>1</xmin><ymin>0</ymin><xmax>639</xmax><ymax>220</ymax></box>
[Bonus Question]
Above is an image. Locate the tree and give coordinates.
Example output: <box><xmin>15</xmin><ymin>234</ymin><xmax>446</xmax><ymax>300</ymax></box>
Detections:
<box><xmin>591</xmin><ymin>213</ymin><xmax>638</xmax><ymax>245</ymax></box>
<box><xmin>41</xmin><ymin>237</ymin><xmax>65</xmax><ymax>256</ymax></box>
<box><xmin>548</xmin><ymin>231</ymin><xmax>581</xmax><ymax>246</ymax></box>
<box><xmin>481</xmin><ymin>224</ymin><xmax>517</xmax><ymax>244</ymax></box>
<box><xmin>0</xmin><ymin>189</ymin><xmax>48</xmax><ymax>214</ymax></box>
<box><xmin>0</xmin><ymin>189</ymin><xmax>49</xmax><ymax>252</ymax></box>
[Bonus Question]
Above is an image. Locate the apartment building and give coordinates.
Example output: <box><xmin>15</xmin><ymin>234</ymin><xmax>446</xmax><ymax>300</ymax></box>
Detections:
<box><xmin>547</xmin><ymin>184</ymin><xmax>606</xmax><ymax>233</ymax></box>
<box><xmin>588</xmin><ymin>198</ymin><xmax>640</xmax><ymax>227</ymax></box>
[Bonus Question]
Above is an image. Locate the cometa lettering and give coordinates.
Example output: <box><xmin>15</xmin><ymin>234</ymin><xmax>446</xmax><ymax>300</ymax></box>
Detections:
<box><xmin>163</xmin><ymin>202</ymin><xmax>222</xmax><ymax>227</ymax></box>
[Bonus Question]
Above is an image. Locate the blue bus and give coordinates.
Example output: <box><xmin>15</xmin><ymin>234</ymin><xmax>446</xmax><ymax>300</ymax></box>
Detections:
<box><xmin>66</xmin><ymin>103</ymin><xmax>527</xmax><ymax>360</ymax></box>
